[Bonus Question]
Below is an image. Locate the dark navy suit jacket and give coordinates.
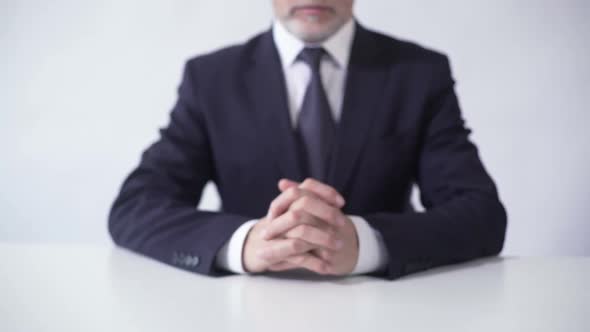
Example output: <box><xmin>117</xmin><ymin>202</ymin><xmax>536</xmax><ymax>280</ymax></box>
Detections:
<box><xmin>108</xmin><ymin>23</ymin><xmax>507</xmax><ymax>280</ymax></box>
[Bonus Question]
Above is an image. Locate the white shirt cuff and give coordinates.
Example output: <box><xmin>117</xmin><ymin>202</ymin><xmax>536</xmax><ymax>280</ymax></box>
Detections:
<box><xmin>348</xmin><ymin>215</ymin><xmax>389</xmax><ymax>275</ymax></box>
<box><xmin>214</xmin><ymin>219</ymin><xmax>259</xmax><ymax>274</ymax></box>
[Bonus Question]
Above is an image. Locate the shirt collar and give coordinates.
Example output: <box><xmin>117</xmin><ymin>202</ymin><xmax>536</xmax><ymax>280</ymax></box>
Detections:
<box><xmin>272</xmin><ymin>18</ymin><xmax>356</xmax><ymax>69</ymax></box>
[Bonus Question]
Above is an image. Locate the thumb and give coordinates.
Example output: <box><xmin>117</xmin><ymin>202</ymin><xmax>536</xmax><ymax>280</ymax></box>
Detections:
<box><xmin>278</xmin><ymin>178</ymin><xmax>299</xmax><ymax>192</ymax></box>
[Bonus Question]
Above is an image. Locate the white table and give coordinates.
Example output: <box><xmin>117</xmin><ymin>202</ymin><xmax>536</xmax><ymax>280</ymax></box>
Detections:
<box><xmin>0</xmin><ymin>244</ymin><xmax>588</xmax><ymax>332</ymax></box>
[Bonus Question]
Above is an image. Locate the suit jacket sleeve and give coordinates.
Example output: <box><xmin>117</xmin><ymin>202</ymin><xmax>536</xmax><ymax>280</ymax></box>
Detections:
<box><xmin>108</xmin><ymin>60</ymin><xmax>249</xmax><ymax>276</ymax></box>
<box><xmin>364</xmin><ymin>56</ymin><xmax>507</xmax><ymax>280</ymax></box>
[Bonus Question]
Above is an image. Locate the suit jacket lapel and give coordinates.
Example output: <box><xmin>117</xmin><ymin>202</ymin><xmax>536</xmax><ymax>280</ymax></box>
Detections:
<box><xmin>243</xmin><ymin>31</ymin><xmax>306</xmax><ymax>182</ymax></box>
<box><xmin>328</xmin><ymin>24</ymin><xmax>390</xmax><ymax>196</ymax></box>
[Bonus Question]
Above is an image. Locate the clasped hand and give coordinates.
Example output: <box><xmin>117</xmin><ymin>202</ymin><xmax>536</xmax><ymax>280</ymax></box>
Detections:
<box><xmin>243</xmin><ymin>178</ymin><xmax>359</xmax><ymax>275</ymax></box>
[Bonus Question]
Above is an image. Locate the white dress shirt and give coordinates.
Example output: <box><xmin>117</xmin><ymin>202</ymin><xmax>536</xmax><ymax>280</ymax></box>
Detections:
<box><xmin>215</xmin><ymin>19</ymin><xmax>389</xmax><ymax>275</ymax></box>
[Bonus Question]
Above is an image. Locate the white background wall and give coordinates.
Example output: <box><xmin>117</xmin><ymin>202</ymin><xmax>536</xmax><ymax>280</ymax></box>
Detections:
<box><xmin>1</xmin><ymin>0</ymin><xmax>589</xmax><ymax>255</ymax></box>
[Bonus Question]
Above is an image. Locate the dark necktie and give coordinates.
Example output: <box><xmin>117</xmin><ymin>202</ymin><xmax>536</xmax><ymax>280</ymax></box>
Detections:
<box><xmin>296</xmin><ymin>47</ymin><xmax>336</xmax><ymax>182</ymax></box>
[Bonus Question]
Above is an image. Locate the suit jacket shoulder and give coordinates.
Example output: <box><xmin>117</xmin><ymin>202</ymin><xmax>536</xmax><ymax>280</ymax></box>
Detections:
<box><xmin>183</xmin><ymin>31</ymin><xmax>267</xmax><ymax>80</ymax></box>
<box><xmin>360</xmin><ymin>26</ymin><xmax>449</xmax><ymax>66</ymax></box>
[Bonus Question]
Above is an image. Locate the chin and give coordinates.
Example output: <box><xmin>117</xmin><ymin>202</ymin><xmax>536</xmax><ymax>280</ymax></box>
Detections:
<box><xmin>289</xmin><ymin>22</ymin><xmax>340</xmax><ymax>43</ymax></box>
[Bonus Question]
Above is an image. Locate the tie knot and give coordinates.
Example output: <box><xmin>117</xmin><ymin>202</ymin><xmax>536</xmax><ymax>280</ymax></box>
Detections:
<box><xmin>297</xmin><ymin>47</ymin><xmax>325</xmax><ymax>72</ymax></box>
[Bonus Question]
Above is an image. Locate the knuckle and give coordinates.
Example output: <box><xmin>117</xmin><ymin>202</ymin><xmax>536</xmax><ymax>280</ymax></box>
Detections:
<box><xmin>286</xmin><ymin>187</ymin><xmax>300</xmax><ymax>199</ymax></box>
<box><xmin>330</xmin><ymin>191</ymin><xmax>340</xmax><ymax>202</ymax></box>
<box><xmin>257</xmin><ymin>225</ymin><xmax>269</xmax><ymax>237</ymax></box>
<box><xmin>292</xmin><ymin>255</ymin><xmax>305</xmax><ymax>265</ymax></box>
<box><xmin>316</xmin><ymin>262</ymin><xmax>327</xmax><ymax>274</ymax></box>
<box><xmin>290</xmin><ymin>239</ymin><xmax>303</xmax><ymax>252</ymax></box>
<box><xmin>316</xmin><ymin>249</ymin><xmax>329</xmax><ymax>260</ymax></box>
<box><xmin>327</xmin><ymin>208</ymin><xmax>339</xmax><ymax>223</ymax></box>
<box><xmin>292</xmin><ymin>199</ymin><xmax>305</xmax><ymax>212</ymax></box>
<box><xmin>298</xmin><ymin>225</ymin><xmax>310</xmax><ymax>238</ymax></box>
<box><xmin>269</xmin><ymin>200</ymin><xmax>279</xmax><ymax>212</ymax></box>
<box><xmin>289</xmin><ymin>210</ymin><xmax>300</xmax><ymax>221</ymax></box>
<box><xmin>300</xmin><ymin>196</ymin><xmax>311</xmax><ymax>208</ymax></box>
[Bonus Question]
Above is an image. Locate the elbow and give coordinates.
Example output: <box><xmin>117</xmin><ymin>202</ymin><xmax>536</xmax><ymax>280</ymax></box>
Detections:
<box><xmin>486</xmin><ymin>199</ymin><xmax>507</xmax><ymax>256</ymax></box>
<box><xmin>107</xmin><ymin>198</ymin><xmax>126</xmax><ymax>247</ymax></box>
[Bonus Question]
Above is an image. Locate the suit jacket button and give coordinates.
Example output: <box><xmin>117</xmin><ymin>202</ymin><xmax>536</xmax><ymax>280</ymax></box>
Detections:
<box><xmin>172</xmin><ymin>251</ymin><xmax>184</xmax><ymax>265</ymax></box>
<box><xmin>190</xmin><ymin>256</ymin><xmax>200</xmax><ymax>267</ymax></box>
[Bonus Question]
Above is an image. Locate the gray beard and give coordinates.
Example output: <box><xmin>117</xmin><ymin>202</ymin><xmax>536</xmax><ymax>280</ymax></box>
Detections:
<box><xmin>303</xmin><ymin>15</ymin><xmax>320</xmax><ymax>23</ymax></box>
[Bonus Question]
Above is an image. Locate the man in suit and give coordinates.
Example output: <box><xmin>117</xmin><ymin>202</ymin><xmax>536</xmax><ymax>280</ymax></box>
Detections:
<box><xmin>108</xmin><ymin>0</ymin><xmax>507</xmax><ymax>280</ymax></box>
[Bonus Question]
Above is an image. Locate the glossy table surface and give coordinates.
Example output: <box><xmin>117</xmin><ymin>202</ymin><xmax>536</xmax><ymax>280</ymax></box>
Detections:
<box><xmin>1</xmin><ymin>244</ymin><xmax>588</xmax><ymax>332</ymax></box>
